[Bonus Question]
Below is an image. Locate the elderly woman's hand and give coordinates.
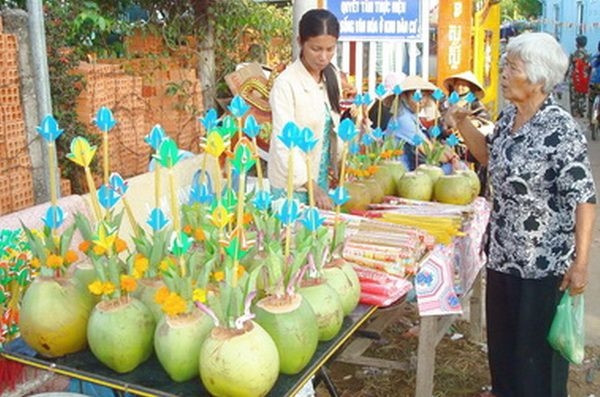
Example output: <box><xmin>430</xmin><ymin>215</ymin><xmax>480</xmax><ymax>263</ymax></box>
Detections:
<box><xmin>560</xmin><ymin>261</ymin><xmax>588</xmax><ymax>295</ymax></box>
<box><xmin>313</xmin><ymin>184</ymin><xmax>333</xmax><ymax>210</ymax></box>
<box><xmin>443</xmin><ymin>105</ymin><xmax>472</xmax><ymax>129</ymax></box>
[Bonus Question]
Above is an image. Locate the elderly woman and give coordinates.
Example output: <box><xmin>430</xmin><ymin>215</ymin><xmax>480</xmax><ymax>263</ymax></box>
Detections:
<box><xmin>446</xmin><ymin>32</ymin><xmax>596</xmax><ymax>397</ymax></box>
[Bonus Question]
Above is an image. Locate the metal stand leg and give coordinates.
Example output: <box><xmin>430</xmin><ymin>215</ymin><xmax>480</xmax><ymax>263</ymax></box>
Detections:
<box><xmin>314</xmin><ymin>366</ymin><xmax>340</xmax><ymax>397</ymax></box>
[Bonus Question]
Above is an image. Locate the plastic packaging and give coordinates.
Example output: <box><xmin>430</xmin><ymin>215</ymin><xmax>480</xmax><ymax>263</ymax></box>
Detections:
<box><xmin>547</xmin><ymin>291</ymin><xmax>585</xmax><ymax>364</ymax></box>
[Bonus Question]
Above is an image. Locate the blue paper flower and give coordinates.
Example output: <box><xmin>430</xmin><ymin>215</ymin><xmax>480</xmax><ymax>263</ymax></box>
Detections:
<box><xmin>36</xmin><ymin>115</ymin><xmax>64</xmax><ymax>142</ymax></box>
<box><xmin>109</xmin><ymin>173</ymin><xmax>128</xmax><ymax>195</ymax></box>
<box><xmin>349</xmin><ymin>142</ymin><xmax>360</xmax><ymax>155</ymax></box>
<box><xmin>337</xmin><ymin>118</ymin><xmax>358</xmax><ymax>142</ymax></box>
<box><xmin>43</xmin><ymin>205</ymin><xmax>64</xmax><ymax>229</ymax></box>
<box><xmin>144</xmin><ymin>124</ymin><xmax>167</xmax><ymax>150</ymax></box>
<box><xmin>448</xmin><ymin>91</ymin><xmax>460</xmax><ymax>105</ymax></box>
<box><xmin>363</xmin><ymin>93</ymin><xmax>373</xmax><ymax>106</ymax></box>
<box><xmin>372</xmin><ymin>127</ymin><xmax>384</xmax><ymax>139</ymax></box>
<box><xmin>429</xmin><ymin>125</ymin><xmax>441</xmax><ymax>139</ymax></box>
<box><xmin>353</xmin><ymin>93</ymin><xmax>364</xmax><ymax>106</ymax></box>
<box><xmin>146</xmin><ymin>208</ymin><xmax>169</xmax><ymax>231</ymax></box>
<box><xmin>392</xmin><ymin>85</ymin><xmax>402</xmax><ymax>96</ymax></box>
<box><xmin>189</xmin><ymin>182</ymin><xmax>214</xmax><ymax>204</ymax></box>
<box><xmin>297</xmin><ymin>127</ymin><xmax>319</xmax><ymax>153</ymax></box>
<box><xmin>94</xmin><ymin>107</ymin><xmax>117</xmax><ymax>133</ymax></box>
<box><xmin>98</xmin><ymin>184</ymin><xmax>121</xmax><ymax>210</ymax></box>
<box><xmin>411</xmin><ymin>90</ymin><xmax>423</xmax><ymax>103</ymax></box>
<box><xmin>464</xmin><ymin>91</ymin><xmax>476</xmax><ymax>104</ymax></box>
<box><xmin>228</xmin><ymin>95</ymin><xmax>250</xmax><ymax>118</ymax></box>
<box><xmin>199</xmin><ymin>108</ymin><xmax>218</xmax><ymax>131</ymax></box>
<box><xmin>243</xmin><ymin>115</ymin><xmax>261</xmax><ymax>138</ymax></box>
<box><xmin>446</xmin><ymin>134</ymin><xmax>460</xmax><ymax>147</ymax></box>
<box><xmin>329</xmin><ymin>186</ymin><xmax>350</xmax><ymax>206</ymax></box>
<box><xmin>432</xmin><ymin>88</ymin><xmax>445</xmax><ymax>101</ymax></box>
<box><xmin>387</xmin><ymin>118</ymin><xmax>399</xmax><ymax>131</ymax></box>
<box><xmin>278</xmin><ymin>121</ymin><xmax>300</xmax><ymax>149</ymax></box>
<box><xmin>361</xmin><ymin>133</ymin><xmax>374</xmax><ymax>146</ymax></box>
<box><xmin>375</xmin><ymin>83</ymin><xmax>387</xmax><ymax>98</ymax></box>
<box><xmin>276</xmin><ymin>198</ymin><xmax>300</xmax><ymax>225</ymax></box>
<box><xmin>300</xmin><ymin>207</ymin><xmax>325</xmax><ymax>232</ymax></box>
<box><xmin>252</xmin><ymin>190</ymin><xmax>272</xmax><ymax>211</ymax></box>
<box><xmin>412</xmin><ymin>133</ymin><xmax>425</xmax><ymax>146</ymax></box>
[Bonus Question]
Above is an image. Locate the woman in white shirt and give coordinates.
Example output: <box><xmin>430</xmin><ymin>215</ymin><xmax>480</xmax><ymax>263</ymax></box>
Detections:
<box><xmin>267</xmin><ymin>9</ymin><xmax>344</xmax><ymax>210</ymax></box>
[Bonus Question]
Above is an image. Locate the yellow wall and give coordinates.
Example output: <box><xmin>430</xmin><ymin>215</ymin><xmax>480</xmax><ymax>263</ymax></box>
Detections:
<box><xmin>473</xmin><ymin>4</ymin><xmax>501</xmax><ymax>118</ymax></box>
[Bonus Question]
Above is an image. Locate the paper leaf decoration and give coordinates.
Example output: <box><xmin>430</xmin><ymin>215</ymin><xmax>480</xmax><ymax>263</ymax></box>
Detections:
<box><xmin>297</xmin><ymin>127</ymin><xmax>319</xmax><ymax>153</ymax></box>
<box><xmin>156</xmin><ymin>138</ymin><xmax>182</xmax><ymax>168</ymax></box>
<box><xmin>361</xmin><ymin>133</ymin><xmax>374</xmax><ymax>146</ymax></box>
<box><xmin>252</xmin><ymin>190</ymin><xmax>272</xmax><ymax>211</ymax></box>
<box><xmin>429</xmin><ymin>125</ymin><xmax>441</xmax><ymax>139</ymax></box>
<box><xmin>36</xmin><ymin>115</ymin><xmax>63</xmax><ymax>142</ymax></box>
<box><xmin>329</xmin><ymin>186</ymin><xmax>350</xmax><ymax>206</ymax></box>
<box><xmin>412</xmin><ymin>133</ymin><xmax>425</xmax><ymax>146</ymax></box>
<box><xmin>337</xmin><ymin>118</ymin><xmax>358</xmax><ymax>142</ymax></box>
<box><xmin>169</xmin><ymin>231</ymin><xmax>191</xmax><ymax>257</ymax></box>
<box><xmin>392</xmin><ymin>85</ymin><xmax>403</xmax><ymax>96</ymax></box>
<box><xmin>94</xmin><ymin>107</ymin><xmax>117</xmax><ymax>133</ymax></box>
<box><xmin>147</xmin><ymin>208</ymin><xmax>169</xmax><ymax>231</ymax></box>
<box><xmin>372</xmin><ymin>127</ymin><xmax>384</xmax><ymax>139</ymax></box>
<box><xmin>349</xmin><ymin>142</ymin><xmax>360</xmax><ymax>155</ymax></box>
<box><xmin>220</xmin><ymin>116</ymin><xmax>237</xmax><ymax>139</ymax></box>
<box><xmin>224</xmin><ymin>236</ymin><xmax>249</xmax><ymax>261</ymax></box>
<box><xmin>448</xmin><ymin>91</ymin><xmax>460</xmax><ymax>105</ymax></box>
<box><xmin>464</xmin><ymin>92</ymin><xmax>476</xmax><ymax>104</ymax></box>
<box><xmin>276</xmin><ymin>198</ymin><xmax>300</xmax><ymax>225</ymax></box>
<box><xmin>432</xmin><ymin>89</ymin><xmax>445</xmax><ymax>101</ymax></box>
<box><xmin>43</xmin><ymin>205</ymin><xmax>64</xmax><ymax>229</ymax></box>
<box><xmin>300</xmin><ymin>207</ymin><xmax>325</xmax><ymax>232</ymax></box>
<box><xmin>375</xmin><ymin>83</ymin><xmax>387</xmax><ymax>98</ymax></box>
<box><xmin>230</xmin><ymin>142</ymin><xmax>255</xmax><ymax>174</ymax></box>
<box><xmin>98</xmin><ymin>184</ymin><xmax>121</xmax><ymax>210</ymax></box>
<box><xmin>66</xmin><ymin>137</ymin><xmax>97</xmax><ymax>168</ymax></box>
<box><xmin>243</xmin><ymin>115</ymin><xmax>261</xmax><ymax>139</ymax></box>
<box><xmin>228</xmin><ymin>95</ymin><xmax>250</xmax><ymax>118</ymax></box>
<box><xmin>199</xmin><ymin>108</ymin><xmax>218</xmax><ymax>131</ymax></box>
<box><xmin>144</xmin><ymin>124</ymin><xmax>166</xmax><ymax>150</ymax></box>
<box><xmin>362</xmin><ymin>93</ymin><xmax>373</xmax><ymax>106</ymax></box>
<box><xmin>278</xmin><ymin>121</ymin><xmax>300</xmax><ymax>149</ymax></box>
<box><xmin>353</xmin><ymin>93</ymin><xmax>364</xmax><ymax>106</ymax></box>
<box><xmin>221</xmin><ymin>187</ymin><xmax>238</xmax><ymax>214</ymax></box>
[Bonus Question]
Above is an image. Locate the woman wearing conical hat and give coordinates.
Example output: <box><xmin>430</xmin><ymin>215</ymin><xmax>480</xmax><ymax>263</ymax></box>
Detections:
<box><xmin>442</xmin><ymin>71</ymin><xmax>491</xmax><ymax>121</ymax></box>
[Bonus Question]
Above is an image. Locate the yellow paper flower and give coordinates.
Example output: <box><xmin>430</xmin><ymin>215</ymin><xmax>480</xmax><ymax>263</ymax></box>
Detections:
<box><xmin>92</xmin><ymin>245</ymin><xmax>106</xmax><ymax>256</ymax></box>
<box><xmin>88</xmin><ymin>280</ymin><xmax>104</xmax><ymax>295</ymax></box>
<box><xmin>31</xmin><ymin>229</ymin><xmax>44</xmax><ymax>240</ymax></box>
<box><xmin>46</xmin><ymin>254</ymin><xmax>64</xmax><ymax>269</ymax></box>
<box><xmin>120</xmin><ymin>275</ymin><xmax>137</xmax><ymax>293</ymax></box>
<box><xmin>66</xmin><ymin>136</ymin><xmax>97</xmax><ymax>168</ymax></box>
<box><xmin>155</xmin><ymin>286</ymin><xmax>170</xmax><ymax>305</ymax></box>
<box><xmin>193</xmin><ymin>228</ymin><xmax>205</xmax><ymax>241</ymax></box>
<box><xmin>64</xmin><ymin>250</ymin><xmax>78</xmax><ymax>264</ymax></box>
<box><xmin>193</xmin><ymin>288</ymin><xmax>207</xmax><ymax>303</ymax></box>
<box><xmin>212</xmin><ymin>271</ymin><xmax>225</xmax><ymax>282</ymax></box>
<box><xmin>162</xmin><ymin>292</ymin><xmax>187</xmax><ymax>317</ymax></box>
<box><xmin>210</xmin><ymin>205</ymin><xmax>233</xmax><ymax>229</ymax></box>
<box><xmin>30</xmin><ymin>257</ymin><xmax>40</xmax><ymax>268</ymax></box>
<box><xmin>93</xmin><ymin>223</ymin><xmax>117</xmax><ymax>253</ymax></box>
<box><xmin>204</xmin><ymin>131</ymin><xmax>226</xmax><ymax>157</ymax></box>
<box><xmin>133</xmin><ymin>254</ymin><xmax>149</xmax><ymax>278</ymax></box>
<box><xmin>102</xmin><ymin>281</ymin><xmax>116</xmax><ymax>295</ymax></box>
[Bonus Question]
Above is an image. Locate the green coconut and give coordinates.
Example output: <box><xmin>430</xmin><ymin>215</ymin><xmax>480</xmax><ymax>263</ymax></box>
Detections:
<box><xmin>455</xmin><ymin>169</ymin><xmax>481</xmax><ymax>198</ymax></box>
<box><xmin>20</xmin><ymin>277</ymin><xmax>94</xmax><ymax>358</ymax></box>
<box><xmin>433</xmin><ymin>173</ymin><xmax>475</xmax><ymax>205</ymax></box>
<box><xmin>298</xmin><ymin>279</ymin><xmax>344</xmax><ymax>341</ymax></box>
<box><xmin>323</xmin><ymin>259</ymin><xmax>361</xmax><ymax>316</ymax></box>
<box><xmin>372</xmin><ymin>166</ymin><xmax>396</xmax><ymax>196</ymax></box>
<box><xmin>416</xmin><ymin>164</ymin><xmax>444</xmax><ymax>184</ymax></box>
<box><xmin>380</xmin><ymin>160</ymin><xmax>406</xmax><ymax>192</ymax></box>
<box><xmin>87</xmin><ymin>296</ymin><xmax>155</xmax><ymax>373</ymax></box>
<box><xmin>361</xmin><ymin>177</ymin><xmax>385</xmax><ymax>203</ymax></box>
<box><xmin>254</xmin><ymin>294</ymin><xmax>319</xmax><ymax>375</ymax></box>
<box><xmin>341</xmin><ymin>181</ymin><xmax>371</xmax><ymax>212</ymax></box>
<box><xmin>154</xmin><ymin>308</ymin><xmax>214</xmax><ymax>382</ymax></box>
<box><xmin>134</xmin><ymin>278</ymin><xmax>165</xmax><ymax>322</ymax></box>
<box><xmin>396</xmin><ymin>171</ymin><xmax>434</xmax><ymax>201</ymax></box>
<box><xmin>199</xmin><ymin>321</ymin><xmax>279</xmax><ymax>397</ymax></box>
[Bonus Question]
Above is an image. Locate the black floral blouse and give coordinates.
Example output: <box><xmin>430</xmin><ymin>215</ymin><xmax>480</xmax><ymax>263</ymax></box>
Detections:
<box><xmin>486</xmin><ymin>95</ymin><xmax>596</xmax><ymax>279</ymax></box>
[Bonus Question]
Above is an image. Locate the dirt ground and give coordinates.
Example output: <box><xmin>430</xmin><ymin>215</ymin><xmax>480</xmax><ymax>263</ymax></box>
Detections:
<box><xmin>318</xmin><ymin>303</ymin><xmax>600</xmax><ymax>397</ymax></box>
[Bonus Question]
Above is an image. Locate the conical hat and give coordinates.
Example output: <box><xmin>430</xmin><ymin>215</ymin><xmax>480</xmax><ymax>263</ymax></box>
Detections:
<box><xmin>399</xmin><ymin>75</ymin><xmax>438</xmax><ymax>92</ymax></box>
<box><xmin>443</xmin><ymin>71</ymin><xmax>485</xmax><ymax>98</ymax></box>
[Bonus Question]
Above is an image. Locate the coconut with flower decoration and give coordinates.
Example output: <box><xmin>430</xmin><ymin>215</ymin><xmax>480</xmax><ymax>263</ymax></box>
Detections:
<box><xmin>19</xmin><ymin>115</ymin><xmax>94</xmax><ymax>358</ymax></box>
<box><xmin>196</xmin><ymin>122</ymin><xmax>279</xmax><ymax>396</ymax></box>
<box><xmin>251</xmin><ymin>120</ymin><xmax>319</xmax><ymax>375</ymax></box>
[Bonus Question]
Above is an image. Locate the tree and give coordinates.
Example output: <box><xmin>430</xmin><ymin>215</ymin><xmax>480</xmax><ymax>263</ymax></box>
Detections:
<box><xmin>501</xmin><ymin>0</ymin><xmax>542</xmax><ymax>21</ymax></box>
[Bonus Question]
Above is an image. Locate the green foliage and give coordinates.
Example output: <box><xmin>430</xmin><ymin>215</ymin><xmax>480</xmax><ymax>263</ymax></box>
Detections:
<box><xmin>500</xmin><ymin>0</ymin><xmax>542</xmax><ymax>21</ymax></box>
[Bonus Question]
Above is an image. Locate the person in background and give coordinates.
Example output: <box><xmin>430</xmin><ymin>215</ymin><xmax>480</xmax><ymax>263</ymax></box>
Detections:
<box><xmin>267</xmin><ymin>8</ymin><xmax>344</xmax><ymax>210</ymax></box>
<box><xmin>588</xmin><ymin>40</ymin><xmax>600</xmax><ymax>120</ymax></box>
<box><xmin>445</xmin><ymin>32</ymin><xmax>596</xmax><ymax>397</ymax></box>
<box><xmin>568</xmin><ymin>35</ymin><xmax>590</xmax><ymax>117</ymax></box>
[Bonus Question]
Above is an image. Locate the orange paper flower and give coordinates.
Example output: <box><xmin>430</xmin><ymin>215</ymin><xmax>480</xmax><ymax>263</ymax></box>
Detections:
<box><xmin>183</xmin><ymin>224</ymin><xmax>193</xmax><ymax>235</ymax></box>
<box><xmin>120</xmin><ymin>275</ymin><xmax>137</xmax><ymax>293</ymax></box>
<box><xmin>133</xmin><ymin>254</ymin><xmax>149</xmax><ymax>278</ymax></box>
<box><xmin>46</xmin><ymin>254</ymin><xmax>64</xmax><ymax>269</ymax></box>
<box><xmin>193</xmin><ymin>228</ymin><xmax>205</xmax><ymax>241</ymax></box>
<box><xmin>79</xmin><ymin>240</ymin><xmax>91</xmax><ymax>252</ymax></box>
<box><xmin>64</xmin><ymin>250</ymin><xmax>78</xmax><ymax>264</ymax></box>
<box><xmin>155</xmin><ymin>286</ymin><xmax>170</xmax><ymax>305</ymax></box>
<box><xmin>162</xmin><ymin>292</ymin><xmax>187</xmax><ymax>317</ymax></box>
<box><xmin>30</xmin><ymin>257</ymin><xmax>40</xmax><ymax>268</ymax></box>
<box><xmin>114</xmin><ymin>237</ymin><xmax>127</xmax><ymax>253</ymax></box>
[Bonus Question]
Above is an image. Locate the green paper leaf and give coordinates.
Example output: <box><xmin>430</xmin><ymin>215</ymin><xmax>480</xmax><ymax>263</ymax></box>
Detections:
<box><xmin>157</xmin><ymin>138</ymin><xmax>181</xmax><ymax>168</ymax></box>
<box><xmin>230</xmin><ymin>143</ymin><xmax>255</xmax><ymax>174</ymax></box>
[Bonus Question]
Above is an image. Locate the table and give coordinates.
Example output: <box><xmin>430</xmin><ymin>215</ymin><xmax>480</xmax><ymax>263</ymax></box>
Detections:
<box><xmin>1</xmin><ymin>304</ymin><xmax>377</xmax><ymax>397</ymax></box>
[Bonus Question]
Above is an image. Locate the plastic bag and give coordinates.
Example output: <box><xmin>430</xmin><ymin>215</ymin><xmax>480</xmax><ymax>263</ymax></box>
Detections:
<box><xmin>547</xmin><ymin>291</ymin><xmax>585</xmax><ymax>364</ymax></box>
